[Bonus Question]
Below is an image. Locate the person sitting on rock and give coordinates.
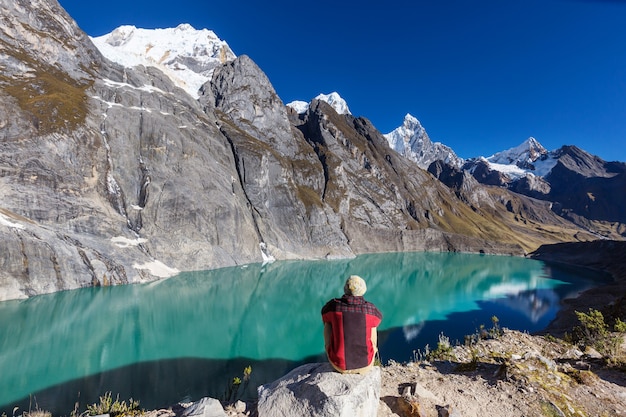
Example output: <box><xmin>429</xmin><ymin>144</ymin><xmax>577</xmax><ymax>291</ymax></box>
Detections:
<box><xmin>321</xmin><ymin>275</ymin><xmax>383</xmax><ymax>374</ymax></box>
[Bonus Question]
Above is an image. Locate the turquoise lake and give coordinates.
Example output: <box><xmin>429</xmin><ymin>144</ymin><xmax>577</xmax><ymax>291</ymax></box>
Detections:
<box><xmin>0</xmin><ymin>252</ymin><xmax>607</xmax><ymax>414</ymax></box>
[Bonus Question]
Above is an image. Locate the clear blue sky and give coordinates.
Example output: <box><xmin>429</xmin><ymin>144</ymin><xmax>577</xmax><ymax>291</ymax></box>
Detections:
<box><xmin>58</xmin><ymin>0</ymin><xmax>626</xmax><ymax>162</ymax></box>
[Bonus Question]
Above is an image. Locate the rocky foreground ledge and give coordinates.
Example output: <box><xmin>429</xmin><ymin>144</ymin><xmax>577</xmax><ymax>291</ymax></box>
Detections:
<box><xmin>143</xmin><ymin>328</ymin><xmax>625</xmax><ymax>417</ymax></box>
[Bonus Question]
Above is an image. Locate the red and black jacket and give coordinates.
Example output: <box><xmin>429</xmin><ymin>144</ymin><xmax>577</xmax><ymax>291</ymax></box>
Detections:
<box><xmin>321</xmin><ymin>295</ymin><xmax>383</xmax><ymax>371</ymax></box>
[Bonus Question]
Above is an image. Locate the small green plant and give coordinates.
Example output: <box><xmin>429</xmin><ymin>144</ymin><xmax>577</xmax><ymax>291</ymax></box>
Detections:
<box><xmin>615</xmin><ymin>317</ymin><xmax>626</xmax><ymax>333</ymax></box>
<box><xmin>223</xmin><ymin>366</ymin><xmax>253</xmax><ymax>403</ymax></box>
<box><xmin>229</xmin><ymin>376</ymin><xmax>242</xmax><ymax>401</ymax></box>
<box><xmin>86</xmin><ymin>392</ymin><xmax>142</xmax><ymax>417</ymax></box>
<box><xmin>479</xmin><ymin>324</ymin><xmax>488</xmax><ymax>340</ymax></box>
<box><xmin>563</xmin><ymin>331</ymin><xmax>573</xmax><ymax>344</ymax></box>
<box><xmin>575</xmin><ymin>309</ymin><xmax>608</xmax><ymax>345</ymax></box>
<box><xmin>489</xmin><ymin>315</ymin><xmax>502</xmax><ymax>339</ymax></box>
<box><xmin>573</xmin><ymin>308</ymin><xmax>625</xmax><ymax>363</ymax></box>
<box><xmin>463</xmin><ymin>317</ymin><xmax>504</xmax><ymax>347</ymax></box>
<box><xmin>426</xmin><ymin>333</ymin><xmax>454</xmax><ymax>361</ymax></box>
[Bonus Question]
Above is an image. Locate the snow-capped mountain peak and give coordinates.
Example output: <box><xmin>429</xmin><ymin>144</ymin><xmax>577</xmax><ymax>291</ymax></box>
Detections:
<box><xmin>91</xmin><ymin>24</ymin><xmax>236</xmax><ymax>98</ymax></box>
<box><xmin>383</xmin><ymin>114</ymin><xmax>462</xmax><ymax>169</ymax></box>
<box><xmin>315</xmin><ymin>92</ymin><xmax>351</xmax><ymax>115</ymax></box>
<box><xmin>488</xmin><ymin>137</ymin><xmax>548</xmax><ymax>166</ymax></box>
<box><xmin>401</xmin><ymin>113</ymin><xmax>422</xmax><ymax>130</ymax></box>
<box><xmin>286</xmin><ymin>100</ymin><xmax>309</xmax><ymax>114</ymax></box>
<box><xmin>464</xmin><ymin>137</ymin><xmax>559</xmax><ymax>181</ymax></box>
<box><xmin>483</xmin><ymin>137</ymin><xmax>557</xmax><ymax>178</ymax></box>
<box><xmin>384</xmin><ymin>113</ymin><xmax>428</xmax><ymax>154</ymax></box>
<box><xmin>286</xmin><ymin>92</ymin><xmax>351</xmax><ymax>115</ymax></box>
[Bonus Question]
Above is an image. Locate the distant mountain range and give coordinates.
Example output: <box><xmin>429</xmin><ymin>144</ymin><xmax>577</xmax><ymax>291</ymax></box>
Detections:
<box><xmin>290</xmin><ymin>91</ymin><xmax>626</xmax><ymax>243</ymax></box>
<box><xmin>91</xmin><ymin>22</ymin><xmax>622</xmax><ymax>176</ymax></box>
<box><xmin>378</xmin><ymin>112</ymin><xmax>626</xmax><ymax>234</ymax></box>
<box><xmin>1</xmin><ymin>7</ymin><xmax>624</xmax><ymax>302</ymax></box>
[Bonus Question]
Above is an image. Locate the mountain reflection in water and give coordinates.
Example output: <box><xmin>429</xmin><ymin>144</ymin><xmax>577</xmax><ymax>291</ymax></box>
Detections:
<box><xmin>0</xmin><ymin>252</ymin><xmax>606</xmax><ymax>414</ymax></box>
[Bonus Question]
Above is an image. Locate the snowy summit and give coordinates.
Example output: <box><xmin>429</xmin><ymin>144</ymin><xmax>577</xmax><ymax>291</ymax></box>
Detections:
<box><xmin>384</xmin><ymin>114</ymin><xmax>429</xmax><ymax>155</ymax></box>
<box><xmin>286</xmin><ymin>100</ymin><xmax>310</xmax><ymax>114</ymax></box>
<box><xmin>384</xmin><ymin>114</ymin><xmax>462</xmax><ymax>169</ymax></box>
<box><xmin>484</xmin><ymin>137</ymin><xmax>558</xmax><ymax>179</ymax></box>
<box><xmin>488</xmin><ymin>137</ymin><xmax>548</xmax><ymax>167</ymax></box>
<box><xmin>315</xmin><ymin>92</ymin><xmax>351</xmax><ymax>115</ymax></box>
<box><xmin>91</xmin><ymin>24</ymin><xmax>236</xmax><ymax>98</ymax></box>
<box><xmin>286</xmin><ymin>92</ymin><xmax>352</xmax><ymax>115</ymax></box>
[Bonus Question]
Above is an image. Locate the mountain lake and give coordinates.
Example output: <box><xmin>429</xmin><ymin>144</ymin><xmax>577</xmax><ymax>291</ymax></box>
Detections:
<box><xmin>0</xmin><ymin>251</ymin><xmax>609</xmax><ymax>414</ymax></box>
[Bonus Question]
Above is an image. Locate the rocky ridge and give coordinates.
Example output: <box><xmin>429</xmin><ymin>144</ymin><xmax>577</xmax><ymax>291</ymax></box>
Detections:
<box><xmin>144</xmin><ymin>321</ymin><xmax>626</xmax><ymax>417</ymax></box>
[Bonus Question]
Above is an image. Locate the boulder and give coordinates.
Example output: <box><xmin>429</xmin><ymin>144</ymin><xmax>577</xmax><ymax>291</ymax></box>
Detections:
<box><xmin>257</xmin><ymin>362</ymin><xmax>381</xmax><ymax>417</ymax></box>
<box><xmin>180</xmin><ymin>397</ymin><xmax>227</xmax><ymax>417</ymax></box>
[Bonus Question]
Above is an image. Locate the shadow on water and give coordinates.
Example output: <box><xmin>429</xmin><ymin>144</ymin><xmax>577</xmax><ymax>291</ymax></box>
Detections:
<box><xmin>0</xmin><ymin>354</ymin><xmax>326</xmax><ymax>417</ymax></box>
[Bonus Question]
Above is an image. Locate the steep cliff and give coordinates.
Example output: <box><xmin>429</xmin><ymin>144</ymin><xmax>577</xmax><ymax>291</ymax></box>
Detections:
<box><xmin>1</xmin><ymin>0</ymin><xmax>263</xmax><ymax>300</ymax></box>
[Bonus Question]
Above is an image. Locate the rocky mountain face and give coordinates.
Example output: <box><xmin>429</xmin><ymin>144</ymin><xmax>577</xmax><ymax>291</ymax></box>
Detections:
<box><xmin>455</xmin><ymin>138</ymin><xmax>626</xmax><ymax>238</ymax></box>
<box><xmin>544</xmin><ymin>146</ymin><xmax>626</xmax><ymax>233</ymax></box>
<box><xmin>1</xmin><ymin>0</ymin><xmax>260</xmax><ymax>300</ymax></box>
<box><xmin>0</xmin><ymin>0</ymin><xmax>618</xmax><ymax>301</ymax></box>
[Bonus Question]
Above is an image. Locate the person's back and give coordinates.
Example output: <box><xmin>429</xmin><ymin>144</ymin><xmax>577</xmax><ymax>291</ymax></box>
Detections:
<box><xmin>321</xmin><ymin>275</ymin><xmax>382</xmax><ymax>374</ymax></box>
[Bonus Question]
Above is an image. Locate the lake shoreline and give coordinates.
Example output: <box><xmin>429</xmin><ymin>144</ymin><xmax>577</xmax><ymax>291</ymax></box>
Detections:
<box><xmin>3</xmin><ymin>240</ymin><xmax>625</xmax><ymax>417</ymax></box>
<box><xmin>529</xmin><ymin>239</ymin><xmax>626</xmax><ymax>336</ymax></box>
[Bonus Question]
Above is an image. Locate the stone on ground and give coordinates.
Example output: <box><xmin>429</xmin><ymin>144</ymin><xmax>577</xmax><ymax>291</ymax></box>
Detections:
<box><xmin>257</xmin><ymin>362</ymin><xmax>381</xmax><ymax>417</ymax></box>
<box><xmin>180</xmin><ymin>397</ymin><xmax>227</xmax><ymax>417</ymax></box>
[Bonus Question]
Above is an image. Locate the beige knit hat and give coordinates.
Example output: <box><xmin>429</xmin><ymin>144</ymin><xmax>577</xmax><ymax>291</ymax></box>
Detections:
<box><xmin>344</xmin><ymin>275</ymin><xmax>367</xmax><ymax>296</ymax></box>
